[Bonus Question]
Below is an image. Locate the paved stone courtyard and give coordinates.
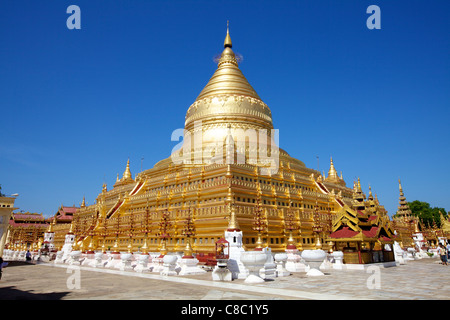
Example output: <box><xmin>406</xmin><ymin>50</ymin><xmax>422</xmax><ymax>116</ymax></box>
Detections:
<box><xmin>0</xmin><ymin>258</ymin><xmax>449</xmax><ymax>300</ymax></box>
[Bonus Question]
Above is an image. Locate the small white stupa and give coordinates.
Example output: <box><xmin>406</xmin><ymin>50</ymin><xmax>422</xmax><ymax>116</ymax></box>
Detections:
<box><xmin>61</xmin><ymin>221</ymin><xmax>76</xmax><ymax>262</ymax></box>
<box><xmin>224</xmin><ymin>193</ymin><xmax>248</xmax><ymax>280</ymax></box>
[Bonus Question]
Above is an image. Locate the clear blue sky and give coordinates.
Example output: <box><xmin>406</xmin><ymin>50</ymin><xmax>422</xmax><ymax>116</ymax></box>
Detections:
<box><xmin>1</xmin><ymin>0</ymin><xmax>449</xmax><ymax>218</ymax></box>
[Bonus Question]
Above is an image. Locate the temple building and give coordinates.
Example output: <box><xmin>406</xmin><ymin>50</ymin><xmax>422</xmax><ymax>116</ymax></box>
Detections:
<box><xmin>5</xmin><ymin>204</ymin><xmax>77</xmax><ymax>252</ymax></box>
<box><xmin>6</xmin><ymin>212</ymin><xmax>47</xmax><ymax>252</ymax></box>
<box><xmin>328</xmin><ymin>179</ymin><xmax>396</xmax><ymax>264</ymax></box>
<box><xmin>42</xmin><ymin>26</ymin><xmax>396</xmax><ymax>256</ymax></box>
<box><xmin>47</xmin><ymin>205</ymin><xmax>77</xmax><ymax>250</ymax></box>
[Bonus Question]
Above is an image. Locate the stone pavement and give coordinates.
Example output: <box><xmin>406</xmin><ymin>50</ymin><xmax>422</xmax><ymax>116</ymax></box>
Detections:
<box><xmin>0</xmin><ymin>258</ymin><xmax>449</xmax><ymax>300</ymax></box>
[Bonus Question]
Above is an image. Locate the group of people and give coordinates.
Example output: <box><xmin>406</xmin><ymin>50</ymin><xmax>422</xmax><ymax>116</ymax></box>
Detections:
<box><xmin>437</xmin><ymin>242</ymin><xmax>450</xmax><ymax>265</ymax></box>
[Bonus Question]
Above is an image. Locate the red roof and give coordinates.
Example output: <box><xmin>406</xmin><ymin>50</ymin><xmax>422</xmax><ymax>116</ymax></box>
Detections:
<box><xmin>329</xmin><ymin>227</ymin><xmax>359</xmax><ymax>239</ymax></box>
<box><xmin>50</xmin><ymin>205</ymin><xmax>78</xmax><ymax>223</ymax></box>
<box><xmin>11</xmin><ymin>213</ymin><xmax>45</xmax><ymax>221</ymax></box>
<box><xmin>9</xmin><ymin>212</ymin><xmax>47</xmax><ymax>227</ymax></box>
<box><xmin>362</xmin><ymin>226</ymin><xmax>379</xmax><ymax>238</ymax></box>
<box><xmin>9</xmin><ymin>221</ymin><xmax>48</xmax><ymax>227</ymax></box>
<box><xmin>61</xmin><ymin>206</ymin><xmax>78</xmax><ymax>214</ymax></box>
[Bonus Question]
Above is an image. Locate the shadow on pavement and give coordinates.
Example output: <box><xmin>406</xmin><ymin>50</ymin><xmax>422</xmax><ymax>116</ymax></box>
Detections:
<box><xmin>0</xmin><ymin>286</ymin><xmax>70</xmax><ymax>300</ymax></box>
<box><xmin>2</xmin><ymin>261</ymin><xmax>36</xmax><ymax>268</ymax></box>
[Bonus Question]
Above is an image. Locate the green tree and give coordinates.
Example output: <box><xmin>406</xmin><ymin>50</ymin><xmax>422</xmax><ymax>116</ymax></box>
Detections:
<box><xmin>0</xmin><ymin>184</ymin><xmax>4</xmax><ymax>197</ymax></box>
<box><xmin>408</xmin><ymin>200</ymin><xmax>448</xmax><ymax>229</ymax></box>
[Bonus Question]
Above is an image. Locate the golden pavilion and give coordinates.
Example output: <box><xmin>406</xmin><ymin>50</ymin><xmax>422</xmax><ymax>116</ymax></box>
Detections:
<box><xmin>46</xmin><ymin>25</ymin><xmax>397</xmax><ymax>256</ymax></box>
<box><xmin>328</xmin><ymin>180</ymin><xmax>396</xmax><ymax>264</ymax></box>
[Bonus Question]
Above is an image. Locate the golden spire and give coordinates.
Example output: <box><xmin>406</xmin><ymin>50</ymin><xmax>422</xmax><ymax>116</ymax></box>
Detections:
<box><xmin>122</xmin><ymin>159</ymin><xmax>133</xmax><ymax>181</ymax></box>
<box><xmin>327</xmin><ymin>157</ymin><xmax>338</xmax><ymax>181</ymax></box>
<box><xmin>194</xmin><ymin>23</ymin><xmax>261</xmax><ymax>101</ymax></box>
<box><xmin>225</xmin><ymin>179</ymin><xmax>240</xmax><ymax>231</ymax></box>
<box><xmin>224</xmin><ymin>20</ymin><xmax>232</xmax><ymax>48</ymax></box>
<box><xmin>368</xmin><ymin>185</ymin><xmax>374</xmax><ymax>201</ymax></box>
<box><xmin>81</xmin><ymin>196</ymin><xmax>86</xmax><ymax>208</ymax></box>
<box><xmin>398</xmin><ymin>179</ymin><xmax>406</xmax><ymax>202</ymax></box>
<box><xmin>397</xmin><ymin>178</ymin><xmax>412</xmax><ymax>217</ymax></box>
<box><xmin>68</xmin><ymin>220</ymin><xmax>74</xmax><ymax>234</ymax></box>
<box><xmin>352</xmin><ymin>177</ymin><xmax>366</xmax><ymax>204</ymax></box>
<box><xmin>228</xmin><ymin>202</ymin><xmax>240</xmax><ymax>231</ymax></box>
<box><xmin>325</xmin><ymin>157</ymin><xmax>345</xmax><ymax>186</ymax></box>
<box><xmin>47</xmin><ymin>216</ymin><xmax>56</xmax><ymax>233</ymax></box>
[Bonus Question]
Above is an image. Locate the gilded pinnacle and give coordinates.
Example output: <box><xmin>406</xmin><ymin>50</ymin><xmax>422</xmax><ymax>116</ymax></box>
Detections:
<box><xmin>122</xmin><ymin>159</ymin><xmax>133</xmax><ymax>181</ymax></box>
<box><xmin>224</xmin><ymin>20</ymin><xmax>232</xmax><ymax>48</ymax></box>
<box><xmin>328</xmin><ymin>157</ymin><xmax>338</xmax><ymax>180</ymax></box>
<box><xmin>227</xmin><ymin>203</ymin><xmax>240</xmax><ymax>231</ymax></box>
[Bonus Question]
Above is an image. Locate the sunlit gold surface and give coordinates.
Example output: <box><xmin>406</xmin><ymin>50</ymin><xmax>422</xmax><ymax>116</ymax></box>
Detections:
<box><xmin>20</xmin><ymin>24</ymin><xmax>405</xmax><ymax>255</ymax></box>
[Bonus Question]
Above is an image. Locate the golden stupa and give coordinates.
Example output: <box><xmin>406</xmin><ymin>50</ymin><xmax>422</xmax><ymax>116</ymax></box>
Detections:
<box><xmin>52</xmin><ymin>25</ymin><xmax>375</xmax><ymax>254</ymax></box>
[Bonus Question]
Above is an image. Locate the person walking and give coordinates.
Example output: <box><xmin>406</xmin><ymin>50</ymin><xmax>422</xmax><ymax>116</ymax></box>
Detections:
<box><xmin>446</xmin><ymin>242</ymin><xmax>450</xmax><ymax>260</ymax></box>
<box><xmin>438</xmin><ymin>244</ymin><xmax>448</xmax><ymax>265</ymax></box>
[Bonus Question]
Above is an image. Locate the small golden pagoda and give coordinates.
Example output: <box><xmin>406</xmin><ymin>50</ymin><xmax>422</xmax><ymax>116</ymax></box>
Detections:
<box><xmin>52</xmin><ymin>24</ymin><xmax>397</xmax><ymax>255</ymax></box>
<box><xmin>392</xmin><ymin>179</ymin><xmax>419</xmax><ymax>248</ymax></box>
<box><xmin>328</xmin><ymin>179</ymin><xmax>396</xmax><ymax>264</ymax></box>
